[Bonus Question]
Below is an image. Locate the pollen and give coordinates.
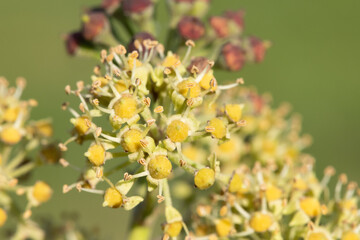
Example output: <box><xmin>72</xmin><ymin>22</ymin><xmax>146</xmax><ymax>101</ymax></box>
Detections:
<box><xmin>74</xmin><ymin>116</ymin><xmax>90</xmax><ymax>135</ymax></box>
<box><xmin>86</xmin><ymin>144</ymin><xmax>106</xmax><ymax>166</ymax></box>
<box><xmin>208</xmin><ymin>118</ymin><xmax>226</xmax><ymax>139</ymax></box>
<box><xmin>113</xmin><ymin>95</ymin><xmax>138</xmax><ymax>119</ymax></box>
<box><xmin>225</xmin><ymin>104</ymin><xmax>242</xmax><ymax>122</ymax></box>
<box><xmin>249</xmin><ymin>212</ymin><xmax>273</xmax><ymax>232</ymax></box>
<box><xmin>265</xmin><ymin>184</ymin><xmax>282</xmax><ymax>202</ymax></box>
<box><xmin>164</xmin><ymin>221</ymin><xmax>183</xmax><ymax>237</ymax></box>
<box><xmin>228</xmin><ymin>174</ymin><xmax>249</xmax><ymax>194</ymax></box>
<box><xmin>166</xmin><ymin>120</ymin><xmax>189</xmax><ymax>142</ymax></box>
<box><xmin>3</xmin><ymin>107</ymin><xmax>20</xmax><ymax>122</ymax></box>
<box><xmin>215</xmin><ymin>218</ymin><xmax>232</xmax><ymax>237</ymax></box>
<box><xmin>104</xmin><ymin>187</ymin><xmax>123</xmax><ymax>208</ymax></box>
<box><xmin>177</xmin><ymin>79</ymin><xmax>201</xmax><ymax>98</ymax></box>
<box><xmin>32</xmin><ymin>181</ymin><xmax>52</xmax><ymax>203</ymax></box>
<box><xmin>121</xmin><ymin>129</ymin><xmax>143</xmax><ymax>152</ymax></box>
<box><xmin>148</xmin><ymin>155</ymin><xmax>172</xmax><ymax>179</ymax></box>
<box><xmin>342</xmin><ymin>231</ymin><xmax>360</xmax><ymax>240</ymax></box>
<box><xmin>300</xmin><ymin>197</ymin><xmax>321</xmax><ymax>217</ymax></box>
<box><xmin>194</xmin><ymin>168</ymin><xmax>215</xmax><ymax>190</ymax></box>
<box><xmin>0</xmin><ymin>208</ymin><xmax>7</xmax><ymax>227</ymax></box>
<box><xmin>1</xmin><ymin>126</ymin><xmax>22</xmax><ymax>145</ymax></box>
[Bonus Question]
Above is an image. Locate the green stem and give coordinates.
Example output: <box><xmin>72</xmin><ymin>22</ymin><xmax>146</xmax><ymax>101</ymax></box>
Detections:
<box><xmin>10</xmin><ymin>162</ymin><xmax>36</xmax><ymax>178</ymax></box>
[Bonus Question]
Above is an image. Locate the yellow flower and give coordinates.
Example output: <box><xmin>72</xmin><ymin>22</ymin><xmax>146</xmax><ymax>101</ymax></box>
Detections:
<box><xmin>164</xmin><ymin>221</ymin><xmax>183</xmax><ymax>237</ymax></box>
<box><xmin>249</xmin><ymin>212</ymin><xmax>273</xmax><ymax>232</ymax></box>
<box><xmin>32</xmin><ymin>181</ymin><xmax>52</xmax><ymax>203</ymax></box>
<box><xmin>121</xmin><ymin>129</ymin><xmax>143</xmax><ymax>153</ymax></box>
<box><xmin>208</xmin><ymin>118</ymin><xmax>226</xmax><ymax>139</ymax></box>
<box><xmin>104</xmin><ymin>188</ymin><xmax>123</xmax><ymax>208</ymax></box>
<box><xmin>0</xmin><ymin>208</ymin><xmax>7</xmax><ymax>227</ymax></box>
<box><xmin>1</xmin><ymin>126</ymin><xmax>22</xmax><ymax>145</ymax></box>
<box><xmin>86</xmin><ymin>144</ymin><xmax>106</xmax><ymax>166</ymax></box>
<box><xmin>113</xmin><ymin>95</ymin><xmax>138</xmax><ymax>119</ymax></box>
<box><xmin>300</xmin><ymin>197</ymin><xmax>321</xmax><ymax>218</ymax></box>
<box><xmin>177</xmin><ymin>79</ymin><xmax>201</xmax><ymax>98</ymax></box>
<box><xmin>148</xmin><ymin>155</ymin><xmax>172</xmax><ymax>179</ymax></box>
<box><xmin>225</xmin><ymin>104</ymin><xmax>242</xmax><ymax>122</ymax></box>
<box><xmin>167</xmin><ymin>120</ymin><xmax>189</xmax><ymax>142</ymax></box>
<box><xmin>74</xmin><ymin>116</ymin><xmax>90</xmax><ymax>135</ymax></box>
<box><xmin>194</xmin><ymin>168</ymin><xmax>215</xmax><ymax>190</ymax></box>
<box><xmin>215</xmin><ymin>218</ymin><xmax>232</xmax><ymax>237</ymax></box>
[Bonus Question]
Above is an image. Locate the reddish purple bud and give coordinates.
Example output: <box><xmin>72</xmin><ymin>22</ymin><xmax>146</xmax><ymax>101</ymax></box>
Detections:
<box><xmin>249</xmin><ymin>37</ymin><xmax>267</xmax><ymax>62</ymax></box>
<box><xmin>177</xmin><ymin>16</ymin><xmax>205</xmax><ymax>40</ymax></box>
<box><xmin>102</xmin><ymin>0</ymin><xmax>122</xmax><ymax>13</ymax></box>
<box><xmin>128</xmin><ymin>32</ymin><xmax>156</xmax><ymax>52</ymax></box>
<box><xmin>210</xmin><ymin>16</ymin><xmax>229</xmax><ymax>38</ymax></box>
<box><xmin>221</xmin><ymin>42</ymin><xmax>246</xmax><ymax>71</ymax></box>
<box><xmin>122</xmin><ymin>0</ymin><xmax>152</xmax><ymax>14</ymax></box>
<box><xmin>225</xmin><ymin>10</ymin><xmax>245</xmax><ymax>30</ymax></box>
<box><xmin>82</xmin><ymin>11</ymin><xmax>108</xmax><ymax>41</ymax></box>
<box><xmin>187</xmin><ymin>57</ymin><xmax>209</xmax><ymax>73</ymax></box>
<box><xmin>65</xmin><ymin>32</ymin><xmax>85</xmax><ymax>55</ymax></box>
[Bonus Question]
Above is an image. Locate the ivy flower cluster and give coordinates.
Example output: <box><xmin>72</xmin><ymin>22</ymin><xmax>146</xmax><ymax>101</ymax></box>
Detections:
<box><xmin>61</xmin><ymin>40</ymin><xmax>249</xmax><ymax>239</ymax></box>
<box><xmin>0</xmin><ymin>77</ymin><xmax>60</xmax><ymax>239</ymax></box>
<box><xmin>189</xmin><ymin>156</ymin><xmax>360</xmax><ymax>240</ymax></box>
<box><xmin>65</xmin><ymin>0</ymin><xmax>269</xmax><ymax>72</ymax></box>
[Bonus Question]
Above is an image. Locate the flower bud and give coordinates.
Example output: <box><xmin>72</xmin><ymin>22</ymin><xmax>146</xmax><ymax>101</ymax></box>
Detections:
<box><xmin>219</xmin><ymin>42</ymin><xmax>246</xmax><ymax>71</ymax></box>
<box><xmin>249</xmin><ymin>36</ymin><xmax>268</xmax><ymax>63</ymax></box>
<box><xmin>177</xmin><ymin>16</ymin><xmax>205</xmax><ymax>40</ymax></box>
<box><xmin>209</xmin><ymin>16</ymin><xmax>229</xmax><ymax>38</ymax></box>
<box><xmin>81</xmin><ymin>10</ymin><xmax>108</xmax><ymax>41</ymax></box>
<box><xmin>101</xmin><ymin>0</ymin><xmax>122</xmax><ymax>14</ymax></box>
<box><xmin>224</xmin><ymin>10</ymin><xmax>245</xmax><ymax>32</ymax></box>
<box><xmin>122</xmin><ymin>0</ymin><xmax>152</xmax><ymax>14</ymax></box>
<box><xmin>164</xmin><ymin>221</ymin><xmax>183</xmax><ymax>237</ymax></box>
<box><xmin>65</xmin><ymin>32</ymin><xmax>86</xmax><ymax>56</ymax></box>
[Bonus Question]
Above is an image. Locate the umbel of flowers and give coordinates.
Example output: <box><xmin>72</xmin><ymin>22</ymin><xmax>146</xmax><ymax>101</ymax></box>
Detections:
<box><xmin>65</xmin><ymin>0</ymin><xmax>270</xmax><ymax>72</ymax></box>
<box><xmin>0</xmin><ymin>77</ymin><xmax>60</xmax><ymax>239</ymax></box>
<box><xmin>61</xmin><ymin>39</ymin><xmax>247</xmax><ymax>239</ymax></box>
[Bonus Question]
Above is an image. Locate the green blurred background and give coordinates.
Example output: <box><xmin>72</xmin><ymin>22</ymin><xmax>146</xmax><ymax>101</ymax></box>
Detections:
<box><xmin>1</xmin><ymin>0</ymin><xmax>360</xmax><ymax>238</ymax></box>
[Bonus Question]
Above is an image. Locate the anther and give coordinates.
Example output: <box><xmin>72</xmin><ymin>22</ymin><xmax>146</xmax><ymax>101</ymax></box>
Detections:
<box><xmin>154</xmin><ymin>106</ymin><xmax>164</xmax><ymax>113</ymax></box>
<box><xmin>59</xmin><ymin>158</ymin><xmax>69</xmax><ymax>167</ymax></box>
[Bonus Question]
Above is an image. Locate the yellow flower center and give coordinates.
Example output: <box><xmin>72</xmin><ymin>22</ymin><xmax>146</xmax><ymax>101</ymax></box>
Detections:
<box><xmin>162</xmin><ymin>53</ymin><xmax>180</xmax><ymax>68</ymax></box>
<box><xmin>35</xmin><ymin>121</ymin><xmax>53</xmax><ymax>137</ymax></box>
<box><xmin>167</xmin><ymin>120</ymin><xmax>189</xmax><ymax>142</ymax></box>
<box><xmin>165</xmin><ymin>221</ymin><xmax>183</xmax><ymax>237</ymax></box>
<box><xmin>194</xmin><ymin>168</ymin><xmax>215</xmax><ymax>190</ymax></box>
<box><xmin>121</xmin><ymin>129</ymin><xmax>143</xmax><ymax>153</ymax></box>
<box><xmin>87</xmin><ymin>144</ymin><xmax>106</xmax><ymax>166</ymax></box>
<box><xmin>300</xmin><ymin>197</ymin><xmax>321</xmax><ymax>217</ymax></box>
<box><xmin>3</xmin><ymin>107</ymin><xmax>20</xmax><ymax>122</ymax></box>
<box><xmin>177</xmin><ymin>79</ymin><xmax>201</xmax><ymax>98</ymax></box>
<box><xmin>148</xmin><ymin>155</ymin><xmax>172</xmax><ymax>179</ymax></box>
<box><xmin>0</xmin><ymin>208</ymin><xmax>7</xmax><ymax>227</ymax></box>
<box><xmin>199</xmin><ymin>71</ymin><xmax>217</xmax><ymax>91</ymax></box>
<box><xmin>104</xmin><ymin>188</ymin><xmax>123</xmax><ymax>208</ymax></box>
<box><xmin>228</xmin><ymin>174</ymin><xmax>249</xmax><ymax>194</ymax></box>
<box><xmin>225</xmin><ymin>104</ymin><xmax>242</xmax><ymax>122</ymax></box>
<box><xmin>342</xmin><ymin>231</ymin><xmax>360</xmax><ymax>240</ymax></box>
<box><xmin>113</xmin><ymin>96</ymin><xmax>138</xmax><ymax>119</ymax></box>
<box><xmin>115</xmin><ymin>80</ymin><xmax>127</xmax><ymax>93</ymax></box>
<box><xmin>249</xmin><ymin>212</ymin><xmax>273</xmax><ymax>232</ymax></box>
<box><xmin>215</xmin><ymin>218</ymin><xmax>232</xmax><ymax>237</ymax></box>
<box><xmin>293</xmin><ymin>178</ymin><xmax>308</xmax><ymax>191</ymax></box>
<box><xmin>218</xmin><ymin>138</ymin><xmax>236</xmax><ymax>153</ymax></box>
<box><xmin>1</xmin><ymin>127</ymin><xmax>22</xmax><ymax>145</ymax></box>
<box><xmin>74</xmin><ymin>116</ymin><xmax>90</xmax><ymax>135</ymax></box>
<box><xmin>265</xmin><ymin>184</ymin><xmax>282</xmax><ymax>202</ymax></box>
<box><xmin>32</xmin><ymin>181</ymin><xmax>52</xmax><ymax>203</ymax></box>
<box><xmin>307</xmin><ymin>232</ymin><xmax>330</xmax><ymax>240</ymax></box>
<box><xmin>208</xmin><ymin>118</ymin><xmax>226</xmax><ymax>139</ymax></box>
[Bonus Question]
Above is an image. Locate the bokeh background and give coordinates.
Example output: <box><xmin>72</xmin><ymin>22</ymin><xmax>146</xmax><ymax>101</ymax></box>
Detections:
<box><xmin>1</xmin><ymin>0</ymin><xmax>360</xmax><ymax>238</ymax></box>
